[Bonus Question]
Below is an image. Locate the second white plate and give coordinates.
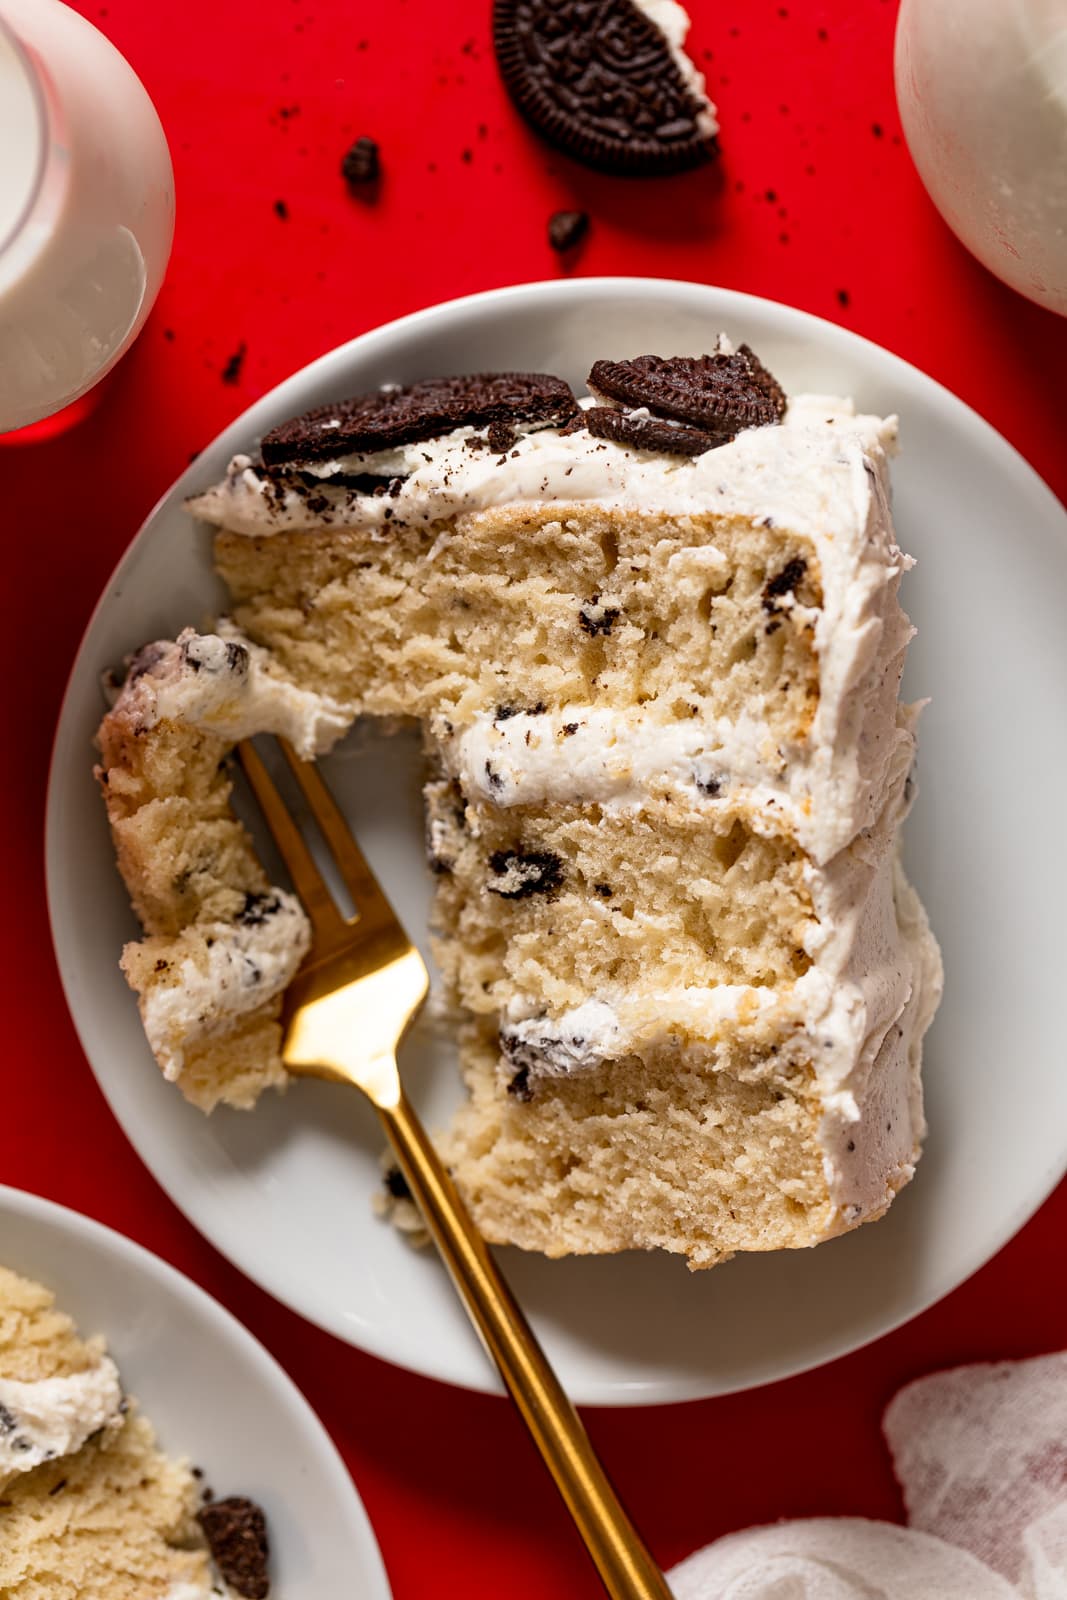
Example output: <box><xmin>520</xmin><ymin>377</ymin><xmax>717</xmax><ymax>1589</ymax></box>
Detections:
<box><xmin>0</xmin><ymin>1185</ymin><xmax>391</xmax><ymax>1598</ymax></box>
<box><xmin>46</xmin><ymin>278</ymin><xmax>1067</xmax><ymax>1404</ymax></box>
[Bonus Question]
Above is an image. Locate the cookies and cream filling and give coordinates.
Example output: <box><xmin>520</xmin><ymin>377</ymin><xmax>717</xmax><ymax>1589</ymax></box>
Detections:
<box><xmin>138</xmin><ymin>891</ymin><xmax>311</xmax><ymax>1079</ymax></box>
<box><xmin>120</xmin><ymin>626</ymin><xmax>351</xmax><ymax>761</ymax></box>
<box><xmin>187</xmin><ymin>393</ymin><xmax>897</xmax><ymax>542</ymax></box>
<box><xmin>0</xmin><ymin>1357</ymin><xmax>124</xmax><ymax>1480</ymax></box>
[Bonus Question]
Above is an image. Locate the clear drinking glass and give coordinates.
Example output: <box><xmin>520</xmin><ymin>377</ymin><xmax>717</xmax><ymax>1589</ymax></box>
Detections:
<box><xmin>0</xmin><ymin>0</ymin><xmax>174</xmax><ymax>433</ymax></box>
<box><xmin>895</xmin><ymin>0</ymin><xmax>1067</xmax><ymax>317</ymax></box>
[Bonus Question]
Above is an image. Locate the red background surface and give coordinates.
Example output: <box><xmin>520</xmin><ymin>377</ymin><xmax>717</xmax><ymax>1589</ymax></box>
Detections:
<box><xmin>3</xmin><ymin>1</ymin><xmax>1066</xmax><ymax>1596</ymax></box>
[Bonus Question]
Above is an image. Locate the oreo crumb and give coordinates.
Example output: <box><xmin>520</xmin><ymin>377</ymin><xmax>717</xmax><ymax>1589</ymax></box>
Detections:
<box><xmin>273</xmin><ymin>199</ymin><xmax>289</xmax><ymax>219</ymax></box>
<box><xmin>593</xmin><ymin>882</ymin><xmax>613</xmax><ymax>898</ymax></box>
<box><xmin>836</xmin><ymin>288</ymin><xmax>850</xmax><ymax>307</ymax></box>
<box><xmin>237</xmin><ymin>891</ymin><xmax>283</xmax><ymax>927</ymax></box>
<box><xmin>578</xmin><ymin>601</ymin><xmax>620</xmax><ymax>636</ymax></box>
<box><xmin>488</xmin><ymin>848</ymin><xmax>564</xmax><ymax>899</ymax></box>
<box><xmin>548</xmin><ymin>209</ymin><xmax>590</xmax><ymax>253</ymax></box>
<box><xmin>197</xmin><ymin>1497</ymin><xmax>270</xmax><ymax>1599</ymax></box>
<box><xmin>507</xmin><ymin>1064</ymin><xmax>534</xmax><ymax>1101</ymax></box>
<box><xmin>487</xmin><ymin>419</ymin><xmax>517</xmax><ymax>452</ymax></box>
<box><xmin>762</xmin><ymin>557</ymin><xmax>808</xmax><ymax>615</ymax></box>
<box><xmin>384</xmin><ymin>1165</ymin><xmax>413</xmax><ymax>1200</ymax></box>
<box><xmin>341</xmin><ymin>135</ymin><xmax>380</xmax><ymax>191</ymax></box>
<box><xmin>221</xmin><ymin>344</ymin><xmax>247</xmax><ymax>386</ymax></box>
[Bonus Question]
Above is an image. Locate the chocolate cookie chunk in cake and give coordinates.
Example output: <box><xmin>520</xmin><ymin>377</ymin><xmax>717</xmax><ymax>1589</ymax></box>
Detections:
<box><xmin>493</xmin><ymin>0</ymin><xmax>718</xmax><ymax>175</ymax></box>
<box><xmin>260</xmin><ymin>371</ymin><xmax>579</xmax><ymax>464</ymax></box>
<box><xmin>589</xmin><ymin>344</ymin><xmax>787</xmax><ymax>438</ymax></box>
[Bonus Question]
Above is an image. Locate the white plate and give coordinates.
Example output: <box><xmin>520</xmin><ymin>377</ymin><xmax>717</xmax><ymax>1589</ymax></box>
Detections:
<box><xmin>0</xmin><ymin>1184</ymin><xmax>391</xmax><ymax>1598</ymax></box>
<box><xmin>46</xmin><ymin>278</ymin><xmax>1067</xmax><ymax>1405</ymax></box>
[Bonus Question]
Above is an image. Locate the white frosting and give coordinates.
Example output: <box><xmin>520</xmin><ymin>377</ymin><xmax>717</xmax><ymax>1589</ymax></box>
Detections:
<box><xmin>0</xmin><ymin>1358</ymin><xmax>123</xmax><ymax>1479</ymax></box>
<box><xmin>187</xmin><ymin>396</ymin><xmax>898</xmax><ymax>543</ymax></box>
<box><xmin>445</xmin><ymin>699</ymin><xmax>916</xmax><ymax>867</ymax></box>
<box><xmin>139</xmin><ymin>891</ymin><xmax>311</xmax><ymax>1079</ymax></box>
<box><xmin>141</xmin><ymin>625</ymin><xmax>353</xmax><ymax>760</ymax></box>
<box><xmin>501</xmin><ymin>999</ymin><xmax>624</xmax><ymax>1080</ymax></box>
<box><xmin>630</xmin><ymin>0</ymin><xmax>719</xmax><ymax>139</ymax></box>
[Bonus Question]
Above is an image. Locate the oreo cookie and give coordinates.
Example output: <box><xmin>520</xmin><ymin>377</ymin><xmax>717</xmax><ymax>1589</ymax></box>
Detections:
<box><xmin>580</xmin><ymin>405</ymin><xmax>719</xmax><ymax>456</ymax></box>
<box><xmin>493</xmin><ymin>0</ymin><xmax>718</xmax><ymax>177</ymax></box>
<box><xmin>260</xmin><ymin>372</ymin><xmax>578</xmax><ymax>464</ymax></box>
<box><xmin>588</xmin><ymin>346</ymin><xmax>786</xmax><ymax>437</ymax></box>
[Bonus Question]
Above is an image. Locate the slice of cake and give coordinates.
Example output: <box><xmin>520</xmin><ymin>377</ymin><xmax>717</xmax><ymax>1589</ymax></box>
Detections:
<box><xmin>96</xmin><ymin>342</ymin><xmax>942</xmax><ymax>1268</ymax></box>
<box><xmin>0</xmin><ymin>1263</ymin><xmax>270</xmax><ymax>1598</ymax></box>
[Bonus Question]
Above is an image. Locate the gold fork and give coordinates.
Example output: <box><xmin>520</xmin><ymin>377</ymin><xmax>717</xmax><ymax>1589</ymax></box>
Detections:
<box><xmin>237</xmin><ymin>737</ymin><xmax>673</xmax><ymax>1600</ymax></box>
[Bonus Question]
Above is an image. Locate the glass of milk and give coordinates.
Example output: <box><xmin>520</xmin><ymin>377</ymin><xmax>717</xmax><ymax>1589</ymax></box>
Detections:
<box><xmin>895</xmin><ymin>0</ymin><xmax>1067</xmax><ymax>317</ymax></box>
<box><xmin>0</xmin><ymin>1</ymin><xmax>174</xmax><ymax>433</ymax></box>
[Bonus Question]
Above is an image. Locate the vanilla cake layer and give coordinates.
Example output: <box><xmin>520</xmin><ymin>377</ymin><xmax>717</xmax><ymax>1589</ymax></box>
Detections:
<box><xmin>0</xmin><ymin>1266</ymin><xmax>214</xmax><ymax>1600</ymax></box>
<box><xmin>96</xmin><ymin>378</ymin><xmax>942</xmax><ymax>1264</ymax></box>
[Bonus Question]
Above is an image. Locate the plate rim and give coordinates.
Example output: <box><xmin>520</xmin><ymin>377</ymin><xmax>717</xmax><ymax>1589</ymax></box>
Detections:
<box><xmin>45</xmin><ymin>275</ymin><xmax>1067</xmax><ymax>1406</ymax></box>
<box><xmin>0</xmin><ymin>1181</ymin><xmax>393</xmax><ymax>1598</ymax></box>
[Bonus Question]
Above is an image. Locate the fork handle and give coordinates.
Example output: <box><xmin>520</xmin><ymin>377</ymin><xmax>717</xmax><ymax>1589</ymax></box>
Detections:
<box><xmin>377</xmin><ymin>1085</ymin><xmax>674</xmax><ymax>1600</ymax></box>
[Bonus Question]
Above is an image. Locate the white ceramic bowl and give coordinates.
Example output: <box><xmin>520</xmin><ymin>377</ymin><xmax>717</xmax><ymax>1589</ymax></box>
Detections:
<box><xmin>47</xmin><ymin>278</ymin><xmax>1067</xmax><ymax>1404</ymax></box>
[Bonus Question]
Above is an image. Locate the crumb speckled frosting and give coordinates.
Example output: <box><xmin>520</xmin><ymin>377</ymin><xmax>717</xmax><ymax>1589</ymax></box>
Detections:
<box><xmin>0</xmin><ymin>1358</ymin><xmax>124</xmax><ymax>1482</ymax></box>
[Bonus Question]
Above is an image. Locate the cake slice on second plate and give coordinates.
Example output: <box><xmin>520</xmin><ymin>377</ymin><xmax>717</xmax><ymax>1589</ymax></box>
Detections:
<box><xmin>0</xmin><ymin>1263</ymin><xmax>270</xmax><ymax>1599</ymax></box>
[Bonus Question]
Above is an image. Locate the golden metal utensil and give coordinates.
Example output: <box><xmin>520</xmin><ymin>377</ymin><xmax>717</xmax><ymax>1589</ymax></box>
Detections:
<box><xmin>238</xmin><ymin>737</ymin><xmax>673</xmax><ymax>1600</ymax></box>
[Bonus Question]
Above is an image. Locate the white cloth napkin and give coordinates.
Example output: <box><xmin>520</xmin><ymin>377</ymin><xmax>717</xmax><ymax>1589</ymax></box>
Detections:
<box><xmin>668</xmin><ymin>1352</ymin><xmax>1067</xmax><ymax>1600</ymax></box>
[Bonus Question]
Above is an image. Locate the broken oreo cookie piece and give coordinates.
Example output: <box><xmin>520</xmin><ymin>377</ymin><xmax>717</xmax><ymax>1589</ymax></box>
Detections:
<box><xmin>260</xmin><ymin>372</ymin><xmax>578</xmax><ymax>464</ymax></box>
<box><xmin>581</xmin><ymin>405</ymin><xmax>720</xmax><ymax>457</ymax></box>
<box><xmin>588</xmin><ymin>346</ymin><xmax>786</xmax><ymax>438</ymax></box>
<box><xmin>197</xmin><ymin>1496</ymin><xmax>270</xmax><ymax>1599</ymax></box>
<box><xmin>493</xmin><ymin>0</ymin><xmax>717</xmax><ymax>176</ymax></box>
